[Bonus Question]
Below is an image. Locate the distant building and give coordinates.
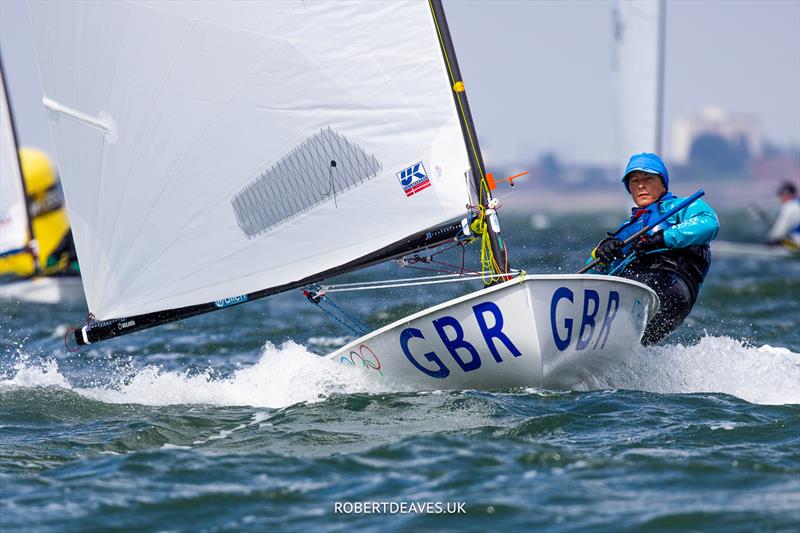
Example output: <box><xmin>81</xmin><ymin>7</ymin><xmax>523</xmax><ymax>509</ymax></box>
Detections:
<box><xmin>671</xmin><ymin>107</ymin><xmax>761</xmax><ymax>164</ymax></box>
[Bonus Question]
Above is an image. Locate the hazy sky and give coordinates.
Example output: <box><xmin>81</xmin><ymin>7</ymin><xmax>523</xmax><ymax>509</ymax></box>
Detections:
<box><xmin>1</xmin><ymin>0</ymin><xmax>798</xmax><ymax>166</ymax></box>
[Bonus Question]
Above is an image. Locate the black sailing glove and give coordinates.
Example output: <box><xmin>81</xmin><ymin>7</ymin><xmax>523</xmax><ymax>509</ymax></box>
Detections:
<box><xmin>593</xmin><ymin>235</ymin><xmax>625</xmax><ymax>265</ymax></box>
<box><xmin>632</xmin><ymin>230</ymin><xmax>666</xmax><ymax>255</ymax></box>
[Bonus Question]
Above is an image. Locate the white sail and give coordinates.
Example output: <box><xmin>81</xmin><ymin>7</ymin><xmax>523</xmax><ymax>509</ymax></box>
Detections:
<box><xmin>0</xmin><ymin>66</ymin><xmax>29</xmax><ymax>257</ymax></box>
<box><xmin>612</xmin><ymin>0</ymin><xmax>665</xmax><ymax>161</ymax></box>
<box><xmin>28</xmin><ymin>1</ymin><xmax>473</xmax><ymax>320</ymax></box>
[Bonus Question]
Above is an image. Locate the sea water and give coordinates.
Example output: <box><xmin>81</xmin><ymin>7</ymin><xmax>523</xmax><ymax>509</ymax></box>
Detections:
<box><xmin>1</xmin><ymin>213</ymin><xmax>798</xmax><ymax>531</ymax></box>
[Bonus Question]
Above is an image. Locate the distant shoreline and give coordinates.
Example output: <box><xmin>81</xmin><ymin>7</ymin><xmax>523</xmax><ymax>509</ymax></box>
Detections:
<box><xmin>498</xmin><ymin>178</ymin><xmax>784</xmax><ymax>214</ymax></box>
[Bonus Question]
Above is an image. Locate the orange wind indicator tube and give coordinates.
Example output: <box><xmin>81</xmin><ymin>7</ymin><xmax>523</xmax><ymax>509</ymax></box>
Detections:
<box><xmin>486</xmin><ymin>170</ymin><xmax>528</xmax><ymax>190</ymax></box>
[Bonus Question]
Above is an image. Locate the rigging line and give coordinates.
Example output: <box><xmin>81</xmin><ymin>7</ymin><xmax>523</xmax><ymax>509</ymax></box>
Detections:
<box><xmin>322</xmin><ymin>272</ymin><xmax>474</xmax><ymax>289</ymax></box>
<box><xmin>323</xmin><ymin>271</ymin><xmax>518</xmax><ymax>293</ymax></box>
<box><xmin>427</xmin><ymin>258</ymin><xmax>480</xmax><ymax>275</ymax></box>
<box><xmin>402</xmin><ymin>264</ymin><xmax>462</xmax><ymax>276</ymax></box>
<box><xmin>309</xmin><ymin>297</ymin><xmax>368</xmax><ymax>337</ymax></box>
<box><xmin>321</xmin><ymin>298</ymin><xmax>370</xmax><ymax>336</ymax></box>
<box><xmin>416</xmin><ymin>241</ymin><xmax>476</xmax><ymax>273</ymax></box>
<box><xmin>423</xmin><ymin>239</ymin><xmax>464</xmax><ymax>256</ymax></box>
<box><xmin>320</xmin><ymin>265</ymin><xmax>512</xmax><ymax>291</ymax></box>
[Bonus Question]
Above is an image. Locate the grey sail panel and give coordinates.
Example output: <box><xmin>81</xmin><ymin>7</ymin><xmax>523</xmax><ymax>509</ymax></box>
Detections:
<box><xmin>232</xmin><ymin>128</ymin><xmax>382</xmax><ymax>238</ymax></box>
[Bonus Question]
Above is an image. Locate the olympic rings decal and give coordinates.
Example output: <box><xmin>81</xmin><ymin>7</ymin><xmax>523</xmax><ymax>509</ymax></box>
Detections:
<box><xmin>339</xmin><ymin>344</ymin><xmax>383</xmax><ymax>376</ymax></box>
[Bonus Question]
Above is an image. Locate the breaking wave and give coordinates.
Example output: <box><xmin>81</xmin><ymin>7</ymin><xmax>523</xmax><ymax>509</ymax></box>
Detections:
<box><xmin>577</xmin><ymin>335</ymin><xmax>800</xmax><ymax>405</ymax></box>
<box><xmin>0</xmin><ymin>341</ymin><xmax>391</xmax><ymax>409</ymax></box>
<box><xmin>1</xmin><ymin>336</ymin><xmax>797</xmax><ymax>407</ymax></box>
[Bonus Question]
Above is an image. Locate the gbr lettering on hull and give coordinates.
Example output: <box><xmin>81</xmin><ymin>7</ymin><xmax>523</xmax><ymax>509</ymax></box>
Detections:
<box><xmin>399</xmin><ymin>301</ymin><xmax>522</xmax><ymax>379</ymax></box>
<box><xmin>550</xmin><ymin>287</ymin><xmax>620</xmax><ymax>351</ymax></box>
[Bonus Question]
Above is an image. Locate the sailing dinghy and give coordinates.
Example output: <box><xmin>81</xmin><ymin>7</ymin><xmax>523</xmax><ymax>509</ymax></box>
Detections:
<box><xmin>0</xmin><ymin>60</ymin><xmax>83</xmax><ymax>305</ymax></box>
<box><xmin>28</xmin><ymin>1</ymin><xmax>658</xmax><ymax>390</ymax></box>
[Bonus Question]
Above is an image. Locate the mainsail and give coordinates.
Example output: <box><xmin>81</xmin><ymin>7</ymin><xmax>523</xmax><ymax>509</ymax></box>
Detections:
<box><xmin>0</xmin><ymin>60</ymin><xmax>33</xmax><ymax>260</ymax></box>
<box><xmin>28</xmin><ymin>1</ymin><xmax>506</xmax><ymax>344</ymax></box>
<box><xmin>611</xmin><ymin>0</ymin><xmax>665</xmax><ymax>160</ymax></box>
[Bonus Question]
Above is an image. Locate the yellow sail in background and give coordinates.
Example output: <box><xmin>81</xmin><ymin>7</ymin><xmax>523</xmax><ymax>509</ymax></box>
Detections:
<box><xmin>0</xmin><ymin>147</ymin><xmax>72</xmax><ymax>278</ymax></box>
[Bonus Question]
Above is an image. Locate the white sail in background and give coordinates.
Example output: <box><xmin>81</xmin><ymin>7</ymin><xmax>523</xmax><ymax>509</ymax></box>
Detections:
<box><xmin>612</xmin><ymin>0</ymin><xmax>665</xmax><ymax>162</ymax></box>
<box><xmin>0</xmin><ymin>66</ymin><xmax>29</xmax><ymax>257</ymax></box>
<box><xmin>28</xmin><ymin>1</ymin><xmax>473</xmax><ymax>320</ymax></box>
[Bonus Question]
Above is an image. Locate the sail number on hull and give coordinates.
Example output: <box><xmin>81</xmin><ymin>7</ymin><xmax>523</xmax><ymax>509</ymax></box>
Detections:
<box><xmin>550</xmin><ymin>288</ymin><xmax>620</xmax><ymax>352</ymax></box>
<box><xmin>396</xmin><ymin>287</ymin><xmax>623</xmax><ymax>380</ymax></box>
<box><xmin>400</xmin><ymin>301</ymin><xmax>522</xmax><ymax>379</ymax></box>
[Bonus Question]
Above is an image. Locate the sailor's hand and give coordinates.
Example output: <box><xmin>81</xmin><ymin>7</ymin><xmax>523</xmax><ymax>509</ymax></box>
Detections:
<box><xmin>633</xmin><ymin>231</ymin><xmax>666</xmax><ymax>254</ymax></box>
<box><xmin>594</xmin><ymin>236</ymin><xmax>625</xmax><ymax>264</ymax></box>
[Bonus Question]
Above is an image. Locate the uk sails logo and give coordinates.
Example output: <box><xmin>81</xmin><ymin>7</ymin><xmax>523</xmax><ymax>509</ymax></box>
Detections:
<box><xmin>397</xmin><ymin>162</ymin><xmax>431</xmax><ymax>197</ymax></box>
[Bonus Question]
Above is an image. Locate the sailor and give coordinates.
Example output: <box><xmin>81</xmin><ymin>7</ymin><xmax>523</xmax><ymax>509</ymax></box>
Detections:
<box><xmin>588</xmin><ymin>153</ymin><xmax>719</xmax><ymax>345</ymax></box>
<box><xmin>765</xmin><ymin>182</ymin><xmax>800</xmax><ymax>249</ymax></box>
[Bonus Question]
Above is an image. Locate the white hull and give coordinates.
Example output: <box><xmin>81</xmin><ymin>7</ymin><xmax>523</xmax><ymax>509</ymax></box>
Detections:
<box><xmin>0</xmin><ymin>276</ymin><xmax>85</xmax><ymax>305</ymax></box>
<box><xmin>325</xmin><ymin>274</ymin><xmax>659</xmax><ymax>390</ymax></box>
<box><xmin>713</xmin><ymin>240</ymin><xmax>797</xmax><ymax>259</ymax></box>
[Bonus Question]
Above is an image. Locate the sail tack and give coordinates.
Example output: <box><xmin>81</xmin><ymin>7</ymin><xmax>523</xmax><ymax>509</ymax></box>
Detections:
<box><xmin>0</xmin><ymin>67</ymin><xmax>29</xmax><ymax>257</ymax></box>
<box><xmin>29</xmin><ymin>1</ymin><xmax>473</xmax><ymax>320</ymax></box>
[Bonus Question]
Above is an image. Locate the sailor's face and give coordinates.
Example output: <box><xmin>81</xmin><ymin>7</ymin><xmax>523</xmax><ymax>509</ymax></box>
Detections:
<box><xmin>628</xmin><ymin>171</ymin><xmax>666</xmax><ymax>207</ymax></box>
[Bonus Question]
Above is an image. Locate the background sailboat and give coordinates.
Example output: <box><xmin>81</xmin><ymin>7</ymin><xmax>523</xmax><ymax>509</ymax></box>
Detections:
<box><xmin>611</xmin><ymin>0</ymin><xmax>665</xmax><ymax>162</ymax></box>
<box><xmin>0</xmin><ymin>58</ymin><xmax>83</xmax><ymax>305</ymax></box>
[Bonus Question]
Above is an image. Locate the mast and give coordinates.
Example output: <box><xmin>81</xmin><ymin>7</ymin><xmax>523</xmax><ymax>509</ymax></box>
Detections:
<box><xmin>428</xmin><ymin>0</ymin><xmax>510</xmax><ymax>278</ymax></box>
<box><xmin>0</xmin><ymin>55</ymin><xmax>39</xmax><ymax>272</ymax></box>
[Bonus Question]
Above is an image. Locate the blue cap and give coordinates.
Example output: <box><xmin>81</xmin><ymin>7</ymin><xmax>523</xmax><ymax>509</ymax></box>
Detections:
<box><xmin>622</xmin><ymin>152</ymin><xmax>669</xmax><ymax>192</ymax></box>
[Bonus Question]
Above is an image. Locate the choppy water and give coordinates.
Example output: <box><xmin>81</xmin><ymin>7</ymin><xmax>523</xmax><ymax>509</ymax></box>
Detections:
<box><xmin>2</xmin><ymin>213</ymin><xmax>799</xmax><ymax>531</ymax></box>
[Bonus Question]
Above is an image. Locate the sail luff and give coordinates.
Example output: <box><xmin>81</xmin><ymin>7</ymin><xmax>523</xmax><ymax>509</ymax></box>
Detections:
<box><xmin>0</xmin><ymin>56</ymin><xmax>37</xmax><ymax>268</ymax></box>
<box><xmin>427</xmin><ymin>0</ymin><xmax>510</xmax><ymax>276</ymax></box>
